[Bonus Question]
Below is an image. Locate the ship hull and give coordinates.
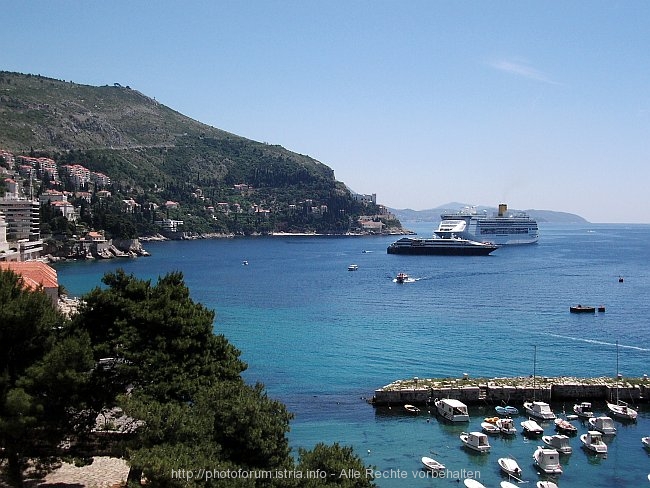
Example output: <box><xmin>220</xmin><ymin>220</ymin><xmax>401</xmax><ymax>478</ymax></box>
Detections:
<box><xmin>387</xmin><ymin>240</ymin><xmax>498</xmax><ymax>256</ymax></box>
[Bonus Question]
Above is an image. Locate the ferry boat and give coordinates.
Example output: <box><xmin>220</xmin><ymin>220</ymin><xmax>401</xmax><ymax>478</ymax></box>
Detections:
<box><xmin>440</xmin><ymin>203</ymin><xmax>539</xmax><ymax>245</ymax></box>
<box><xmin>387</xmin><ymin>219</ymin><xmax>499</xmax><ymax>256</ymax></box>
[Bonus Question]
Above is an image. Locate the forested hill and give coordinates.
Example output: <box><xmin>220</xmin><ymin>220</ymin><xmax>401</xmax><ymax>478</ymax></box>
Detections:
<box><xmin>0</xmin><ymin>71</ymin><xmax>388</xmax><ymax>236</ymax></box>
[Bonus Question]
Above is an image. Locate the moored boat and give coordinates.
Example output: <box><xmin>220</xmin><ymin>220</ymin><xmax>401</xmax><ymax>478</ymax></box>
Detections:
<box><xmin>570</xmin><ymin>304</ymin><xmax>595</xmax><ymax>313</ymax></box>
<box><xmin>536</xmin><ymin>482</ymin><xmax>559</xmax><ymax>488</ymax></box>
<box><xmin>495</xmin><ymin>405</ymin><xmax>519</xmax><ymax>416</ymax></box>
<box><xmin>435</xmin><ymin>398</ymin><xmax>470</xmax><ymax>422</ymax></box>
<box><xmin>573</xmin><ymin>401</ymin><xmax>595</xmax><ymax>418</ymax></box>
<box><xmin>581</xmin><ymin>430</ymin><xmax>608</xmax><ymax>453</ymax></box>
<box><xmin>421</xmin><ymin>456</ymin><xmax>445</xmax><ymax>472</ymax></box>
<box><xmin>404</xmin><ymin>404</ymin><xmax>420</xmax><ymax>415</ymax></box>
<box><xmin>496</xmin><ymin>417</ymin><xmax>517</xmax><ymax>435</ymax></box>
<box><xmin>460</xmin><ymin>431</ymin><xmax>490</xmax><ymax>453</ymax></box>
<box><xmin>554</xmin><ymin>418</ymin><xmax>578</xmax><ymax>435</ymax></box>
<box><xmin>533</xmin><ymin>446</ymin><xmax>563</xmax><ymax>475</ymax></box>
<box><xmin>607</xmin><ymin>400</ymin><xmax>638</xmax><ymax>421</ymax></box>
<box><xmin>481</xmin><ymin>421</ymin><xmax>500</xmax><ymax>435</ymax></box>
<box><xmin>642</xmin><ymin>436</ymin><xmax>650</xmax><ymax>449</ymax></box>
<box><xmin>588</xmin><ymin>416</ymin><xmax>617</xmax><ymax>435</ymax></box>
<box><xmin>521</xmin><ymin>419</ymin><xmax>544</xmax><ymax>436</ymax></box>
<box><xmin>524</xmin><ymin>401</ymin><xmax>556</xmax><ymax>420</ymax></box>
<box><xmin>498</xmin><ymin>457</ymin><xmax>522</xmax><ymax>478</ymax></box>
<box><xmin>542</xmin><ymin>434</ymin><xmax>572</xmax><ymax>454</ymax></box>
<box><xmin>464</xmin><ymin>480</ymin><xmax>487</xmax><ymax>488</ymax></box>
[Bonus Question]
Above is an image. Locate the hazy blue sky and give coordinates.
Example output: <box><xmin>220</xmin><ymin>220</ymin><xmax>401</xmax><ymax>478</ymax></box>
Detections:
<box><xmin>3</xmin><ymin>2</ymin><xmax>649</xmax><ymax>222</ymax></box>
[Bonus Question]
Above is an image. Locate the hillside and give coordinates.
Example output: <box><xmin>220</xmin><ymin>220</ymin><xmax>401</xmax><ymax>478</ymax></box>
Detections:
<box><xmin>0</xmin><ymin>71</ymin><xmax>392</xmax><ymax>236</ymax></box>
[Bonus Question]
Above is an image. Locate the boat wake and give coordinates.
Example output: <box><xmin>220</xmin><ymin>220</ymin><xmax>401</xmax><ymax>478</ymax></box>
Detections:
<box><xmin>545</xmin><ymin>333</ymin><xmax>650</xmax><ymax>352</ymax></box>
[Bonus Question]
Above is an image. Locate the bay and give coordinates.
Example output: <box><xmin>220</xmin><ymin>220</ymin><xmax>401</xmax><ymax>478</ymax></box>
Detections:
<box><xmin>55</xmin><ymin>223</ymin><xmax>650</xmax><ymax>487</ymax></box>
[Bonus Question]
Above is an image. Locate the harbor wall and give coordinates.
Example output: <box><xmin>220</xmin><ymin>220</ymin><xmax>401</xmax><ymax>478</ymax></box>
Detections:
<box><xmin>371</xmin><ymin>378</ymin><xmax>650</xmax><ymax>406</ymax></box>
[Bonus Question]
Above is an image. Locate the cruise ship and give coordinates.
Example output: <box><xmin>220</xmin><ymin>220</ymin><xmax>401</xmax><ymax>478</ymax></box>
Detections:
<box><xmin>440</xmin><ymin>203</ymin><xmax>539</xmax><ymax>245</ymax></box>
<box><xmin>387</xmin><ymin>219</ymin><xmax>499</xmax><ymax>256</ymax></box>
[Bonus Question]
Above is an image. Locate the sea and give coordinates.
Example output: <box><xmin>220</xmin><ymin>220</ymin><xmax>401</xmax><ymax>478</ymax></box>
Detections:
<box><xmin>54</xmin><ymin>222</ymin><xmax>650</xmax><ymax>487</ymax></box>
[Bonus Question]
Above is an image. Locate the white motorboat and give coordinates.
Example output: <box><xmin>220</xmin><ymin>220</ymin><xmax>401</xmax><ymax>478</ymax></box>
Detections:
<box><xmin>435</xmin><ymin>398</ymin><xmax>470</xmax><ymax>422</ymax></box>
<box><xmin>404</xmin><ymin>404</ymin><xmax>420</xmax><ymax>415</ymax></box>
<box><xmin>521</xmin><ymin>419</ymin><xmax>544</xmax><ymax>436</ymax></box>
<box><xmin>421</xmin><ymin>456</ymin><xmax>445</xmax><ymax>472</ymax></box>
<box><xmin>347</xmin><ymin>264</ymin><xmax>358</xmax><ymax>271</ymax></box>
<box><xmin>501</xmin><ymin>482</ymin><xmax>519</xmax><ymax>488</ymax></box>
<box><xmin>554</xmin><ymin>418</ymin><xmax>578</xmax><ymax>435</ymax></box>
<box><xmin>524</xmin><ymin>401</ymin><xmax>556</xmax><ymax>420</ymax></box>
<box><xmin>642</xmin><ymin>436</ymin><xmax>650</xmax><ymax>449</ymax></box>
<box><xmin>533</xmin><ymin>446</ymin><xmax>563</xmax><ymax>475</ymax></box>
<box><xmin>607</xmin><ymin>400</ymin><xmax>638</xmax><ymax>421</ymax></box>
<box><xmin>580</xmin><ymin>430</ymin><xmax>608</xmax><ymax>454</ymax></box>
<box><xmin>481</xmin><ymin>421</ymin><xmax>500</xmax><ymax>435</ymax></box>
<box><xmin>573</xmin><ymin>401</ymin><xmax>595</xmax><ymax>418</ymax></box>
<box><xmin>536</xmin><ymin>482</ymin><xmax>559</xmax><ymax>488</ymax></box>
<box><xmin>588</xmin><ymin>416</ymin><xmax>617</xmax><ymax>435</ymax></box>
<box><xmin>464</xmin><ymin>480</ymin><xmax>487</xmax><ymax>488</ymax></box>
<box><xmin>460</xmin><ymin>431</ymin><xmax>491</xmax><ymax>453</ymax></box>
<box><xmin>542</xmin><ymin>434</ymin><xmax>572</xmax><ymax>454</ymax></box>
<box><xmin>498</xmin><ymin>457</ymin><xmax>523</xmax><ymax>478</ymax></box>
<box><xmin>496</xmin><ymin>417</ymin><xmax>517</xmax><ymax>435</ymax></box>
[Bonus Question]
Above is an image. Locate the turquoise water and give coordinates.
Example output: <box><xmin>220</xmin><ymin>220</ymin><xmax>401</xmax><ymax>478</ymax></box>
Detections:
<box><xmin>55</xmin><ymin>223</ymin><xmax>650</xmax><ymax>487</ymax></box>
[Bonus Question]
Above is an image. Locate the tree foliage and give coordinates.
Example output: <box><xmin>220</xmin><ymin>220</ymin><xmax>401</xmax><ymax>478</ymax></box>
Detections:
<box><xmin>1</xmin><ymin>268</ymin><xmax>376</xmax><ymax>487</ymax></box>
<box><xmin>0</xmin><ymin>269</ymin><xmax>94</xmax><ymax>487</ymax></box>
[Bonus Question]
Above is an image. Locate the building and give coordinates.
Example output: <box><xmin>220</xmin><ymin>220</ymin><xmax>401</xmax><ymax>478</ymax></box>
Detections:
<box><xmin>0</xmin><ymin>196</ymin><xmax>43</xmax><ymax>259</ymax></box>
<box><xmin>352</xmin><ymin>193</ymin><xmax>377</xmax><ymax>205</ymax></box>
<box><xmin>0</xmin><ymin>261</ymin><xmax>59</xmax><ymax>307</ymax></box>
<box><xmin>0</xmin><ymin>212</ymin><xmax>19</xmax><ymax>261</ymax></box>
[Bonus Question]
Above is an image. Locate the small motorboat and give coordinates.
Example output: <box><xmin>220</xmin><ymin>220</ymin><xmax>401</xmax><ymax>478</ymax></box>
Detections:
<box><xmin>524</xmin><ymin>401</ymin><xmax>556</xmax><ymax>420</ymax></box>
<box><xmin>347</xmin><ymin>264</ymin><xmax>359</xmax><ymax>271</ymax></box>
<box><xmin>495</xmin><ymin>405</ymin><xmax>519</xmax><ymax>416</ymax></box>
<box><xmin>496</xmin><ymin>417</ymin><xmax>517</xmax><ymax>435</ymax></box>
<box><xmin>242</xmin><ymin>260</ymin><xmax>249</xmax><ymax>265</ymax></box>
<box><xmin>501</xmin><ymin>482</ymin><xmax>519</xmax><ymax>488</ymax></box>
<box><xmin>521</xmin><ymin>419</ymin><xmax>544</xmax><ymax>436</ymax></box>
<box><xmin>460</xmin><ymin>431</ymin><xmax>491</xmax><ymax>453</ymax></box>
<box><xmin>542</xmin><ymin>434</ymin><xmax>572</xmax><ymax>454</ymax></box>
<box><xmin>498</xmin><ymin>457</ymin><xmax>522</xmax><ymax>478</ymax></box>
<box><xmin>588</xmin><ymin>416</ymin><xmax>617</xmax><ymax>435</ymax></box>
<box><xmin>404</xmin><ymin>404</ymin><xmax>420</xmax><ymax>415</ymax></box>
<box><xmin>533</xmin><ymin>446</ymin><xmax>563</xmax><ymax>475</ymax></box>
<box><xmin>421</xmin><ymin>456</ymin><xmax>445</xmax><ymax>472</ymax></box>
<box><xmin>581</xmin><ymin>430</ymin><xmax>607</xmax><ymax>454</ymax></box>
<box><xmin>554</xmin><ymin>418</ymin><xmax>578</xmax><ymax>435</ymax></box>
<box><xmin>536</xmin><ymin>482</ymin><xmax>559</xmax><ymax>488</ymax></box>
<box><xmin>481</xmin><ymin>421</ymin><xmax>500</xmax><ymax>435</ymax></box>
<box><xmin>573</xmin><ymin>401</ymin><xmax>594</xmax><ymax>418</ymax></box>
<box><xmin>464</xmin><ymin>480</ymin><xmax>487</xmax><ymax>488</ymax></box>
<box><xmin>395</xmin><ymin>272</ymin><xmax>409</xmax><ymax>283</ymax></box>
<box><xmin>642</xmin><ymin>436</ymin><xmax>650</xmax><ymax>449</ymax></box>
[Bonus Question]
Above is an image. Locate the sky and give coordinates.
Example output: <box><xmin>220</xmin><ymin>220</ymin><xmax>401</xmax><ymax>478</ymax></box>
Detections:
<box><xmin>2</xmin><ymin>1</ymin><xmax>650</xmax><ymax>223</ymax></box>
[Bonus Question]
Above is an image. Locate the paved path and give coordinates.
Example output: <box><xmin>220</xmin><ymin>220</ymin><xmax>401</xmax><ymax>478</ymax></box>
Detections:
<box><xmin>21</xmin><ymin>457</ymin><xmax>129</xmax><ymax>488</ymax></box>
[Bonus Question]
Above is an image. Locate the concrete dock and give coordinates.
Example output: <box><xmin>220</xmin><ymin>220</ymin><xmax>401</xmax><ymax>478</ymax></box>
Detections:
<box><xmin>370</xmin><ymin>375</ymin><xmax>650</xmax><ymax>406</ymax></box>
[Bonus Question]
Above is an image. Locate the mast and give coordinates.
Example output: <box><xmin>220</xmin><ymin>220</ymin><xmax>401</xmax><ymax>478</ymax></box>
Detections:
<box><xmin>533</xmin><ymin>345</ymin><xmax>537</xmax><ymax>401</ymax></box>
<box><xmin>616</xmin><ymin>341</ymin><xmax>618</xmax><ymax>405</ymax></box>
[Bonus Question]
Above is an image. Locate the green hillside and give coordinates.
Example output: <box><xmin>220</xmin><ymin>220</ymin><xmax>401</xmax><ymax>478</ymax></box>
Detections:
<box><xmin>0</xmin><ymin>71</ymin><xmax>393</xmax><ymax>237</ymax></box>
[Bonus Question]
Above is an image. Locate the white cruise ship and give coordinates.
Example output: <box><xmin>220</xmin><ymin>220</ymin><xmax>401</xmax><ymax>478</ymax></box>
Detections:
<box><xmin>440</xmin><ymin>203</ymin><xmax>539</xmax><ymax>245</ymax></box>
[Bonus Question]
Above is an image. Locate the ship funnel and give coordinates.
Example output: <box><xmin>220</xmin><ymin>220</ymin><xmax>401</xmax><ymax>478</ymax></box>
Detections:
<box><xmin>498</xmin><ymin>203</ymin><xmax>507</xmax><ymax>217</ymax></box>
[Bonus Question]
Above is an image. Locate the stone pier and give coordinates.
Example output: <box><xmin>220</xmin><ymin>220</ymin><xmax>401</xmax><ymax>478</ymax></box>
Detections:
<box><xmin>370</xmin><ymin>376</ymin><xmax>650</xmax><ymax>406</ymax></box>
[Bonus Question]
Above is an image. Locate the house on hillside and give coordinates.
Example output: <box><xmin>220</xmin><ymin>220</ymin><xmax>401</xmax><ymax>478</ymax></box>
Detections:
<box><xmin>0</xmin><ymin>261</ymin><xmax>59</xmax><ymax>307</ymax></box>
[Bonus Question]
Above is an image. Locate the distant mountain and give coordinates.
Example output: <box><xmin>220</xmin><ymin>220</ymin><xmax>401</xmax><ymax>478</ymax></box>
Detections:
<box><xmin>390</xmin><ymin>203</ymin><xmax>589</xmax><ymax>223</ymax></box>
